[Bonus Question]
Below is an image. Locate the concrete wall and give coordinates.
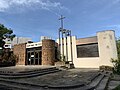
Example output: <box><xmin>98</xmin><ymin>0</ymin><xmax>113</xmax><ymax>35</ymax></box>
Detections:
<box><xmin>97</xmin><ymin>30</ymin><xmax>118</xmax><ymax>67</ymax></box>
<box><xmin>56</xmin><ymin>36</ymin><xmax>73</xmax><ymax>62</ymax></box>
<box><xmin>12</xmin><ymin>37</ymin><xmax>31</xmax><ymax>45</ymax></box>
<box><xmin>57</xmin><ymin>30</ymin><xmax>118</xmax><ymax>68</ymax></box>
<box><xmin>70</xmin><ymin>36</ymin><xmax>99</xmax><ymax>68</ymax></box>
<box><xmin>26</xmin><ymin>42</ymin><xmax>42</xmax><ymax>48</ymax></box>
<box><xmin>76</xmin><ymin>36</ymin><xmax>98</xmax><ymax>45</ymax></box>
<box><xmin>4</xmin><ymin>37</ymin><xmax>31</xmax><ymax>49</ymax></box>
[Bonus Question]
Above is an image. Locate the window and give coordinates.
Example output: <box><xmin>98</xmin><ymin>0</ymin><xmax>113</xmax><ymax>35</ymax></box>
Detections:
<box><xmin>77</xmin><ymin>43</ymin><xmax>99</xmax><ymax>58</ymax></box>
<box><xmin>5</xmin><ymin>45</ymin><xmax>9</xmax><ymax>47</ymax></box>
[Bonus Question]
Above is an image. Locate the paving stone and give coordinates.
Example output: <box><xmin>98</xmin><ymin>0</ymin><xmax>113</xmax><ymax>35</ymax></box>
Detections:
<box><xmin>0</xmin><ymin>66</ymin><xmax>101</xmax><ymax>90</ymax></box>
<box><xmin>108</xmin><ymin>80</ymin><xmax>120</xmax><ymax>90</ymax></box>
<box><xmin>96</xmin><ymin>76</ymin><xmax>109</xmax><ymax>90</ymax></box>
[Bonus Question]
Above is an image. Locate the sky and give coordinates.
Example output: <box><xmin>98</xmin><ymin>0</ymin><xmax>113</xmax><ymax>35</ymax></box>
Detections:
<box><xmin>0</xmin><ymin>0</ymin><xmax>120</xmax><ymax>42</ymax></box>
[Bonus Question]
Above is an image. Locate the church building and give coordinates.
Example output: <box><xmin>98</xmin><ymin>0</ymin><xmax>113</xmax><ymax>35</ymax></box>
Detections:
<box><xmin>13</xmin><ymin>30</ymin><xmax>118</xmax><ymax>68</ymax></box>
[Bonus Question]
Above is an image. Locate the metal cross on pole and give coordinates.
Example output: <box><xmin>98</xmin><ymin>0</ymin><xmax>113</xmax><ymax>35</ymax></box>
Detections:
<box><xmin>58</xmin><ymin>15</ymin><xmax>73</xmax><ymax>64</ymax></box>
<box><xmin>59</xmin><ymin>15</ymin><xmax>65</xmax><ymax>29</ymax></box>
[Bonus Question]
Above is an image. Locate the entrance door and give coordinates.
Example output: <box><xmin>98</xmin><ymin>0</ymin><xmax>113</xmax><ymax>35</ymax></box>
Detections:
<box><xmin>39</xmin><ymin>51</ymin><xmax>42</xmax><ymax>65</ymax></box>
<box><xmin>30</xmin><ymin>52</ymin><xmax>34</xmax><ymax>65</ymax></box>
<box><xmin>27</xmin><ymin>51</ymin><xmax>42</xmax><ymax>65</ymax></box>
<box><xmin>27</xmin><ymin>52</ymin><xmax>31</xmax><ymax>65</ymax></box>
<box><xmin>35</xmin><ymin>51</ymin><xmax>42</xmax><ymax>65</ymax></box>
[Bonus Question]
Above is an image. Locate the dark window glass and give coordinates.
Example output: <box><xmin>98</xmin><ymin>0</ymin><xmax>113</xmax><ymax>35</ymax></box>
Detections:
<box><xmin>35</xmin><ymin>52</ymin><xmax>38</xmax><ymax>58</ymax></box>
<box><xmin>77</xmin><ymin>43</ymin><xmax>99</xmax><ymax>58</ymax></box>
<box><xmin>55</xmin><ymin>47</ymin><xmax>58</xmax><ymax>59</ymax></box>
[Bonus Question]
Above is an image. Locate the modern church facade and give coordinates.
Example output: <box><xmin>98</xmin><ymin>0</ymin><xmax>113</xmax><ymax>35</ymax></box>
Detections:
<box><xmin>13</xmin><ymin>30</ymin><xmax>118</xmax><ymax>68</ymax></box>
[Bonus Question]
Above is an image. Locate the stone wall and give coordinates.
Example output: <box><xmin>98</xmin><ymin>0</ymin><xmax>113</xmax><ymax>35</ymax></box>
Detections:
<box><xmin>13</xmin><ymin>43</ymin><xmax>26</xmax><ymax>65</ymax></box>
<box><xmin>42</xmin><ymin>39</ymin><xmax>55</xmax><ymax>65</ymax></box>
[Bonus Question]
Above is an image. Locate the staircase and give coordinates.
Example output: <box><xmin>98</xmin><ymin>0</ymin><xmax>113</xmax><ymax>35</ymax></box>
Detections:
<box><xmin>78</xmin><ymin>71</ymin><xmax>112</xmax><ymax>90</ymax></box>
<box><xmin>0</xmin><ymin>67</ymin><xmax>61</xmax><ymax>79</ymax></box>
<box><xmin>55</xmin><ymin>61</ymin><xmax>74</xmax><ymax>69</ymax></box>
<box><xmin>0</xmin><ymin>70</ymin><xmax>112</xmax><ymax>90</ymax></box>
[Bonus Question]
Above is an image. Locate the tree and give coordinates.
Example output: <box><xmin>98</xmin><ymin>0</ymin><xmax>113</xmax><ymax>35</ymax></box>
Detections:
<box><xmin>0</xmin><ymin>24</ymin><xmax>16</xmax><ymax>66</ymax></box>
<box><xmin>116</xmin><ymin>38</ymin><xmax>120</xmax><ymax>59</ymax></box>
<box><xmin>112</xmin><ymin>38</ymin><xmax>120</xmax><ymax>75</ymax></box>
<box><xmin>0</xmin><ymin>24</ymin><xmax>15</xmax><ymax>49</ymax></box>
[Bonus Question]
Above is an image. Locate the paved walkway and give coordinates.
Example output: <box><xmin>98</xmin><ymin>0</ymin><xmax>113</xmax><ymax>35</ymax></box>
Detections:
<box><xmin>108</xmin><ymin>74</ymin><xmax>120</xmax><ymax>90</ymax></box>
<box><xmin>1</xmin><ymin>66</ymin><xmax>119</xmax><ymax>90</ymax></box>
<box><xmin>9</xmin><ymin>68</ymin><xmax>99</xmax><ymax>87</ymax></box>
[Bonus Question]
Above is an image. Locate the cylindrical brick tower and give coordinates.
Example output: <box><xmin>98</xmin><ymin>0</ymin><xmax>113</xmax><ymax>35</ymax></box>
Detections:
<box><xmin>42</xmin><ymin>39</ymin><xmax>55</xmax><ymax>65</ymax></box>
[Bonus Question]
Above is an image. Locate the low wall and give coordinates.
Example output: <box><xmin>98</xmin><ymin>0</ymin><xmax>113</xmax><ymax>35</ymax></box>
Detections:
<box><xmin>73</xmin><ymin>57</ymin><xmax>100</xmax><ymax>68</ymax></box>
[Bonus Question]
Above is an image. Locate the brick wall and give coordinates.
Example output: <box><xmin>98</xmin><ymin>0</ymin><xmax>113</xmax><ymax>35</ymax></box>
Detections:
<box><xmin>42</xmin><ymin>39</ymin><xmax>55</xmax><ymax>65</ymax></box>
<box><xmin>13</xmin><ymin>43</ymin><xmax>26</xmax><ymax>65</ymax></box>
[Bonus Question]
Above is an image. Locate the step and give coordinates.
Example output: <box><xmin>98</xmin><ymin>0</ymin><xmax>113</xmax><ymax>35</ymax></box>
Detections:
<box><xmin>0</xmin><ymin>79</ymin><xmax>44</xmax><ymax>90</ymax></box>
<box><xmin>0</xmin><ymin>78</ymin><xmax>85</xmax><ymax>90</ymax></box>
<box><xmin>0</xmin><ymin>69</ymin><xmax>61</xmax><ymax>79</ymax></box>
<box><xmin>84</xmin><ymin>74</ymin><xmax>105</xmax><ymax>90</ymax></box>
<box><xmin>89</xmin><ymin>74</ymin><xmax>105</xmax><ymax>87</ymax></box>
<box><xmin>87</xmin><ymin>72</ymin><xmax>101</xmax><ymax>84</ymax></box>
<box><xmin>86</xmin><ymin>71</ymin><xmax>111</xmax><ymax>90</ymax></box>
<box><xmin>19</xmin><ymin>67</ymin><xmax>57</xmax><ymax>73</ymax></box>
<box><xmin>63</xmin><ymin>72</ymin><xmax>104</xmax><ymax>90</ymax></box>
<box><xmin>0</xmin><ymin>67</ymin><xmax>57</xmax><ymax>75</ymax></box>
<box><xmin>95</xmin><ymin>76</ymin><xmax>109</xmax><ymax>90</ymax></box>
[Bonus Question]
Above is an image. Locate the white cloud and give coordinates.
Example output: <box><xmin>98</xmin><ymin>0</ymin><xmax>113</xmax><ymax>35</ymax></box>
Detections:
<box><xmin>106</xmin><ymin>25</ymin><xmax>120</xmax><ymax>29</ymax></box>
<box><xmin>0</xmin><ymin>1</ymin><xmax>10</xmax><ymax>11</ymax></box>
<box><xmin>0</xmin><ymin>0</ymin><xmax>68</xmax><ymax>14</ymax></box>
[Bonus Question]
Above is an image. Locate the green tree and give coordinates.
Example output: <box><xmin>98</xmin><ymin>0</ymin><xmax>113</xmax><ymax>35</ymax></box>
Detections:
<box><xmin>0</xmin><ymin>24</ymin><xmax>16</xmax><ymax>66</ymax></box>
<box><xmin>117</xmin><ymin>38</ymin><xmax>120</xmax><ymax>59</ymax></box>
<box><xmin>112</xmin><ymin>38</ymin><xmax>120</xmax><ymax>75</ymax></box>
<box><xmin>0</xmin><ymin>24</ymin><xmax>15</xmax><ymax>49</ymax></box>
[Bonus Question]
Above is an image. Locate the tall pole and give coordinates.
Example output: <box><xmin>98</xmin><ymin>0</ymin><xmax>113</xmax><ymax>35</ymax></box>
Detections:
<box><xmin>70</xmin><ymin>30</ymin><xmax>73</xmax><ymax>64</ymax></box>
<box><xmin>65</xmin><ymin>31</ymin><xmax>68</xmax><ymax>61</ymax></box>
<box><xmin>62</xmin><ymin>31</ymin><xmax>64</xmax><ymax>60</ymax></box>
<box><xmin>59</xmin><ymin>15</ymin><xmax>65</xmax><ymax>61</ymax></box>
<box><xmin>59</xmin><ymin>29</ymin><xmax>61</xmax><ymax>59</ymax></box>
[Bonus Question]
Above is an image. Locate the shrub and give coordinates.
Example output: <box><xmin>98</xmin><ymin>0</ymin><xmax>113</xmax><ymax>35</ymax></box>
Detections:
<box><xmin>111</xmin><ymin>38</ymin><xmax>120</xmax><ymax>75</ymax></box>
<box><xmin>112</xmin><ymin>59</ymin><xmax>120</xmax><ymax>75</ymax></box>
<box><xmin>0</xmin><ymin>49</ymin><xmax>18</xmax><ymax>67</ymax></box>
